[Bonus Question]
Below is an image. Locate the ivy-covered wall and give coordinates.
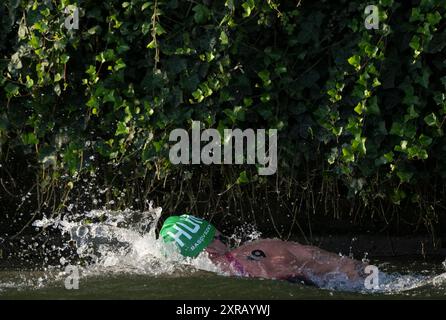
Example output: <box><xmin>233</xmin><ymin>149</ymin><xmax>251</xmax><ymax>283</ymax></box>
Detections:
<box><xmin>1</xmin><ymin>0</ymin><xmax>446</xmax><ymax>238</ymax></box>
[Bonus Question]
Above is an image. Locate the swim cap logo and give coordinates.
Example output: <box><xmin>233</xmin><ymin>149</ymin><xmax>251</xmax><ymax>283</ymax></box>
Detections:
<box><xmin>190</xmin><ymin>224</ymin><xmax>212</xmax><ymax>251</ymax></box>
<box><xmin>160</xmin><ymin>214</ymin><xmax>216</xmax><ymax>257</ymax></box>
<box><xmin>166</xmin><ymin>215</ymin><xmax>203</xmax><ymax>247</ymax></box>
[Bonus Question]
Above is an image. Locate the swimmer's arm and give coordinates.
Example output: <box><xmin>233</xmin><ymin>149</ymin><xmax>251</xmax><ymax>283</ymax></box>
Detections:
<box><xmin>288</xmin><ymin>244</ymin><xmax>367</xmax><ymax>281</ymax></box>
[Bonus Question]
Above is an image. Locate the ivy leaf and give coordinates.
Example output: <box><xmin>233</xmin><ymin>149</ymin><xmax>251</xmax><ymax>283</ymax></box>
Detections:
<box><xmin>258</xmin><ymin>70</ymin><xmax>271</xmax><ymax>86</ymax></box>
<box><xmin>88</xmin><ymin>26</ymin><xmax>101</xmax><ymax>35</ymax></box>
<box><xmin>25</xmin><ymin>75</ymin><xmax>34</xmax><ymax>89</ymax></box>
<box><xmin>243</xmin><ymin>97</ymin><xmax>253</xmax><ymax>107</ymax></box>
<box><xmin>354</xmin><ymin>101</ymin><xmax>363</xmax><ymax>115</ymax></box>
<box><xmin>5</xmin><ymin>83</ymin><xmax>19</xmax><ymax>98</ymax></box>
<box><xmin>409</xmin><ymin>35</ymin><xmax>420</xmax><ymax>51</ymax></box>
<box><xmin>342</xmin><ymin>147</ymin><xmax>355</xmax><ymax>162</ymax></box>
<box><xmin>419</xmin><ymin>134</ymin><xmax>432</xmax><ymax>147</ymax></box>
<box><xmin>426</xmin><ymin>11</ymin><xmax>441</xmax><ymax>26</ymax></box>
<box><xmin>367</xmin><ymin>96</ymin><xmax>380</xmax><ymax>115</ymax></box>
<box><xmin>424</xmin><ymin>113</ymin><xmax>438</xmax><ymax>127</ymax></box>
<box><xmin>384</xmin><ymin>152</ymin><xmax>394</xmax><ymax>162</ymax></box>
<box><xmin>22</xmin><ymin>132</ymin><xmax>38</xmax><ymax>145</ymax></box>
<box><xmin>192</xmin><ymin>4</ymin><xmax>210</xmax><ymax>24</ymax></box>
<box><xmin>236</xmin><ymin>171</ymin><xmax>249</xmax><ymax>185</ymax></box>
<box><xmin>391</xmin><ymin>189</ymin><xmax>406</xmax><ymax>205</ymax></box>
<box><xmin>9</xmin><ymin>52</ymin><xmax>22</xmax><ymax>71</ymax></box>
<box><xmin>397</xmin><ymin>169</ymin><xmax>413</xmax><ymax>183</ymax></box>
<box><xmin>347</xmin><ymin>55</ymin><xmax>361</xmax><ymax>70</ymax></box>
<box><xmin>147</xmin><ymin>39</ymin><xmax>156</xmax><ymax>49</ymax></box>
<box><xmin>275</xmin><ymin>65</ymin><xmax>287</xmax><ymax>75</ymax></box>
<box><xmin>155</xmin><ymin>23</ymin><xmax>166</xmax><ymax>36</ymax></box>
<box><xmin>242</xmin><ymin>0</ymin><xmax>255</xmax><ymax>18</ymax></box>
<box><xmin>54</xmin><ymin>73</ymin><xmax>62</xmax><ymax>82</ymax></box>
<box><xmin>115</xmin><ymin>122</ymin><xmax>129</xmax><ymax>135</ymax></box>
<box><xmin>141</xmin><ymin>2</ymin><xmax>151</xmax><ymax>11</ymax></box>
<box><xmin>114</xmin><ymin>58</ymin><xmax>126</xmax><ymax>71</ymax></box>
<box><xmin>54</xmin><ymin>84</ymin><xmax>61</xmax><ymax>96</ymax></box>
<box><xmin>410</xmin><ymin>8</ymin><xmax>422</xmax><ymax>22</ymax></box>
<box><xmin>219</xmin><ymin>31</ymin><xmax>229</xmax><ymax>45</ymax></box>
<box><xmin>60</xmin><ymin>54</ymin><xmax>70</xmax><ymax>64</ymax></box>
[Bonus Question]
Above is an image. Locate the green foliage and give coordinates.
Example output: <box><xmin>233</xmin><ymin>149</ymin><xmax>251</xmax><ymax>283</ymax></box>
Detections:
<box><xmin>1</xmin><ymin>0</ymin><xmax>446</xmax><ymax>234</ymax></box>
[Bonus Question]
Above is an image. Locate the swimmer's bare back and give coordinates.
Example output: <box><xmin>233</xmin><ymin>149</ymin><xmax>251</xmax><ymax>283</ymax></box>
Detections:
<box><xmin>209</xmin><ymin>239</ymin><xmax>366</xmax><ymax>285</ymax></box>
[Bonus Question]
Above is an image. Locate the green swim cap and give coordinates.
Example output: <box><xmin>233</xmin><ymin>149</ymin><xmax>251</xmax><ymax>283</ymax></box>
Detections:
<box><xmin>159</xmin><ymin>215</ymin><xmax>216</xmax><ymax>257</ymax></box>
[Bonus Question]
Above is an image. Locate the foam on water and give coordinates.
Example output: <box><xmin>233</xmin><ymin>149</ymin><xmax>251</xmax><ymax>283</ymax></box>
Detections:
<box><xmin>0</xmin><ymin>204</ymin><xmax>223</xmax><ymax>294</ymax></box>
<box><xmin>31</xmin><ymin>203</ymin><xmax>221</xmax><ymax>278</ymax></box>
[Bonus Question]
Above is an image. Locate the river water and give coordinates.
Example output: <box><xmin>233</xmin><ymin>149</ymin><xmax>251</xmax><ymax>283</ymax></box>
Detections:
<box><xmin>1</xmin><ymin>206</ymin><xmax>445</xmax><ymax>299</ymax></box>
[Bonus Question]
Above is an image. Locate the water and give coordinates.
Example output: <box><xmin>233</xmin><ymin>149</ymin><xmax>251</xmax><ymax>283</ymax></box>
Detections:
<box><xmin>1</xmin><ymin>265</ymin><xmax>445</xmax><ymax>299</ymax></box>
<box><xmin>1</xmin><ymin>205</ymin><xmax>445</xmax><ymax>299</ymax></box>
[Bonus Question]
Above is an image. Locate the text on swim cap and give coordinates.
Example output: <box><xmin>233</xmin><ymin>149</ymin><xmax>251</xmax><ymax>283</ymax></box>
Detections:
<box><xmin>167</xmin><ymin>215</ymin><xmax>204</xmax><ymax>247</ymax></box>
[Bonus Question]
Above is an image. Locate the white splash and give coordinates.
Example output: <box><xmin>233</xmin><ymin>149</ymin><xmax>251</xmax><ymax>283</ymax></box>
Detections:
<box><xmin>31</xmin><ymin>203</ymin><xmax>221</xmax><ymax>280</ymax></box>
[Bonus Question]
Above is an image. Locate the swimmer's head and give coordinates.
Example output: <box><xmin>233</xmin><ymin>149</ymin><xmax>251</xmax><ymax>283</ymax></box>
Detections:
<box><xmin>159</xmin><ymin>215</ymin><xmax>216</xmax><ymax>257</ymax></box>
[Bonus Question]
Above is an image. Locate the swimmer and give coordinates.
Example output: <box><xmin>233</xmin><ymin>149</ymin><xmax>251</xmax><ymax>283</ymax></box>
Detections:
<box><xmin>159</xmin><ymin>215</ymin><xmax>367</xmax><ymax>287</ymax></box>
